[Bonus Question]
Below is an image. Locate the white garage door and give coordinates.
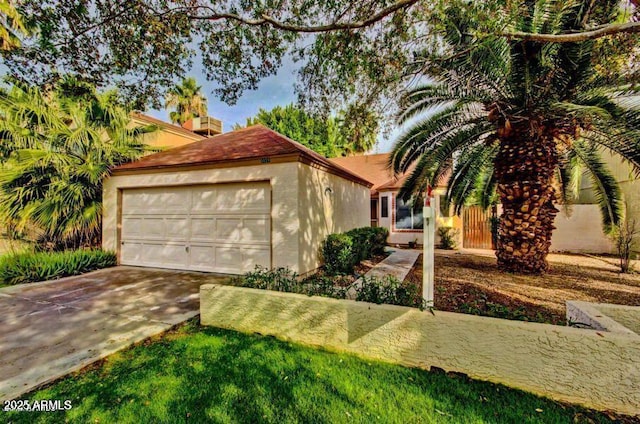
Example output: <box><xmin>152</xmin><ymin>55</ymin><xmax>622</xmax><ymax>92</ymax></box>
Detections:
<box><xmin>120</xmin><ymin>182</ymin><xmax>271</xmax><ymax>274</ymax></box>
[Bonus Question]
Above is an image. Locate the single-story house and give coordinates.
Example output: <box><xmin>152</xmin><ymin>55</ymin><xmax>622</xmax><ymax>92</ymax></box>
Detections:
<box><xmin>329</xmin><ymin>154</ymin><xmax>462</xmax><ymax>246</ymax></box>
<box><xmin>102</xmin><ymin>125</ymin><xmax>371</xmax><ymax>275</ymax></box>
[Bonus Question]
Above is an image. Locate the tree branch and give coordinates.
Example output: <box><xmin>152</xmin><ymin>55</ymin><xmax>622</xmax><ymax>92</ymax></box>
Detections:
<box><xmin>185</xmin><ymin>0</ymin><xmax>420</xmax><ymax>32</ymax></box>
<box><xmin>502</xmin><ymin>21</ymin><xmax>640</xmax><ymax>43</ymax></box>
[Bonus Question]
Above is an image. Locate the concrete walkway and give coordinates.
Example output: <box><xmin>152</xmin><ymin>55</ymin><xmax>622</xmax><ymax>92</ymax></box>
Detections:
<box><xmin>346</xmin><ymin>249</ymin><xmax>421</xmax><ymax>299</ymax></box>
<box><xmin>0</xmin><ymin>266</ymin><xmax>227</xmax><ymax>402</ymax></box>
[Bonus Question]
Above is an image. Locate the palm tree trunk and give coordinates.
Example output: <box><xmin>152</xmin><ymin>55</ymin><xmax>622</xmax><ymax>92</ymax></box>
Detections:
<box><xmin>493</xmin><ymin>126</ymin><xmax>558</xmax><ymax>273</ymax></box>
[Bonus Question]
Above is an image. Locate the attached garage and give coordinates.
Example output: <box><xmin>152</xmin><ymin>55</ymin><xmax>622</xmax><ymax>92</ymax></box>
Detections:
<box><xmin>103</xmin><ymin>125</ymin><xmax>371</xmax><ymax>275</ymax></box>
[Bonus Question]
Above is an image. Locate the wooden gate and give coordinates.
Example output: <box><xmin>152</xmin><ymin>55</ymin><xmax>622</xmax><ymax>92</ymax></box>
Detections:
<box><xmin>463</xmin><ymin>206</ymin><xmax>493</xmax><ymax>249</ymax></box>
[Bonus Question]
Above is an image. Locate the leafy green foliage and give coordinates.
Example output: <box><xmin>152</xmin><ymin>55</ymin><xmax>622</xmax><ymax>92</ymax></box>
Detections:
<box><xmin>0</xmin><ymin>78</ymin><xmax>152</xmax><ymax>249</ymax></box>
<box><xmin>437</xmin><ymin>227</ymin><xmax>459</xmax><ymax>250</ymax></box>
<box><xmin>165</xmin><ymin>77</ymin><xmax>208</xmax><ymax>125</ymax></box>
<box><xmin>0</xmin><ymin>0</ymin><xmax>30</xmax><ymax>50</ymax></box>
<box><xmin>235</xmin><ymin>103</ymin><xmax>378</xmax><ymax>156</ymax></box>
<box><xmin>355</xmin><ymin>275</ymin><xmax>427</xmax><ymax>310</ymax></box>
<box><xmin>345</xmin><ymin>226</ymin><xmax>389</xmax><ymax>262</ymax></box>
<box><xmin>321</xmin><ymin>227</ymin><xmax>388</xmax><ymax>275</ymax></box>
<box><xmin>0</xmin><ymin>249</ymin><xmax>116</xmax><ymax>285</ymax></box>
<box><xmin>390</xmin><ymin>0</ymin><xmax>639</xmax><ymax>241</ymax></box>
<box><xmin>231</xmin><ymin>266</ymin><xmax>348</xmax><ymax>299</ymax></box>
<box><xmin>321</xmin><ymin>233</ymin><xmax>355</xmax><ymax>275</ymax></box>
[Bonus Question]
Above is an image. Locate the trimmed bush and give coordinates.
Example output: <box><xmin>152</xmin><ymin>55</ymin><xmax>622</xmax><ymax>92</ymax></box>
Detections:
<box><xmin>321</xmin><ymin>233</ymin><xmax>355</xmax><ymax>275</ymax></box>
<box><xmin>322</xmin><ymin>227</ymin><xmax>389</xmax><ymax>275</ymax></box>
<box><xmin>0</xmin><ymin>249</ymin><xmax>117</xmax><ymax>285</ymax></box>
<box><xmin>231</xmin><ymin>266</ymin><xmax>347</xmax><ymax>299</ymax></box>
<box><xmin>355</xmin><ymin>275</ymin><xmax>427</xmax><ymax>310</ymax></box>
<box><xmin>230</xmin><ymin>266</ymin><xmax>301</xmax><ymax>292</ymax></box>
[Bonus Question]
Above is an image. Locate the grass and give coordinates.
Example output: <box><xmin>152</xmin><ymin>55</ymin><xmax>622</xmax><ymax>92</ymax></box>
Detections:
<box><xmin>5</xmin><ymin>321</ymin><xmax>622</xmax><ymax>424</ymax></box>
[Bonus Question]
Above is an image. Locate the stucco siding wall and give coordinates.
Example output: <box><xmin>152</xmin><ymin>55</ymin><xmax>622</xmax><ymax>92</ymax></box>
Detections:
<box><xmin>578</xmin><ymin>152</ymin><xmax>640</xmax><ymax>254</ymax></box>
<box><xmin>551</xmin><ymin>205</ymin><xmax>614</xmax><ymax>253</ymax></box>
<box><xmin>201</xmin><ymin>285</ymin><xmax>640</xmax><ymax>416</ymax></box>
<box><xmin>297</xmin><ymin>163</ymin><xmax>369</xmax><ymax>274</ymax></box>
<box><xmin>102</xmin><ymin>163</ymin><xmax>301</xmax><ymax>271</ymax></box>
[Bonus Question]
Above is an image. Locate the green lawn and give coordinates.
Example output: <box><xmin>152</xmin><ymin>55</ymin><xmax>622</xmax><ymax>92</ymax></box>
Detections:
<box><xmin>5</xmin><ymin>321</ymin><xmax>619</xmax><ymax>424</ymax></box>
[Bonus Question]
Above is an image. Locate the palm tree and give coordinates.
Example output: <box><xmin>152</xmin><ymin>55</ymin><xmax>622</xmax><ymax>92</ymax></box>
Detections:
<box><xmin>0</xmin><ymin>0</ymin><xmax>28</xmax><ymax>50</ymax></box>
<box><xmin>0</xmin><ymin>77</ymin><xmax>153</xmax><ymax>249</ymax></box>
<box><xmin>390</xmin><ymin>0</ymin><xmax>640</xmax><ymax>274</ymax></box>
<box><xmin>165</xmin><ymin>77</ymin><xmax>208</xmax><ymax>126</ymax></box>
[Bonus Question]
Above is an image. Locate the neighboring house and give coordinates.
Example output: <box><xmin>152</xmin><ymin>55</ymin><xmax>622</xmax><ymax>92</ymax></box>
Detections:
<box><xmin>565</xmin><ymin>151</ymin><xmax>640</xmax><ymax>255</ymax></box>
<box><xmin>103</xmin><ymin>125</ymin><xmax>371</xmax><ymax>275</ymax></box>
<box><xmin>129</xmin><ymin>112</ymin><xmax>221</xmax><ymax>149</ymax></box>
<box><xmin>329</xmin><ymin>154</ymin><xmax>462</xmax><ymax>246</ymax></box>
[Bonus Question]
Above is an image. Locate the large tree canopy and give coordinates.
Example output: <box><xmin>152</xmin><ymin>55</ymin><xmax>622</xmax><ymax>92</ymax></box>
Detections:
<box><xmin>236</xmin><ymin>103</ymin><xmax>378</xmax><ymax>157</ymax></box>
<box><xmin>3</xmin><ymin>1</ymin><xmax>638</xmax><ymax>117</ymax></box>
<box><xmin>0</xmin><ymin>78</ymin><xmax>153</xmax><ymax>249</ymax></box>
<box><xmin>390</xmin><ymin>0</ymin><xmax>640</xmax><ymax>273</ymax></box>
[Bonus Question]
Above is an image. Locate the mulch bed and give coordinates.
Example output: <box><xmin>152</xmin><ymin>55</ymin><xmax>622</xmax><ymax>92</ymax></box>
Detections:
<box><xmin>404</xmin><ymin>251</ymin><xmax>640</xmax><ymax>325</ymax></box>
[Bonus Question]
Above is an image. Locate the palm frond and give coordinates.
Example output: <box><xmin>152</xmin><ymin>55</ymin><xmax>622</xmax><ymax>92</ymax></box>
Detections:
<box><xmin>571</xmin><ymin>140</ymin><xmax>623</xmax><ymax>233</ymax></box>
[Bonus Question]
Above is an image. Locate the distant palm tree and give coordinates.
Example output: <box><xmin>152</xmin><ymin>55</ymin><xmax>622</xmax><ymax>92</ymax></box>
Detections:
<box><xmin>390</xmin><ymin>0</ymin><xmax>640</xmax><ymax>274</ymax></box>
<box><xmin>0</xmin><ymin>77</ymin><xmax>154</xmax><ymax>249</ymax></box>
<box><xmin>0</xmin><ymin>0</ymin><xmax>28</xmax><ymax>50</ymax></box>
<box><xmin>165</xmin><ymin>77</ymin><xmax>208</xmax><ymax>126</ymax></box>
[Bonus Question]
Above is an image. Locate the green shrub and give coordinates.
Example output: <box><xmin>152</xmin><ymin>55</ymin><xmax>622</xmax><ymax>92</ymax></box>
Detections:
<box><xmin>232</xmin><ymin>266</ymin><xmax>348</xmax><ymax>299</ymax></box>
<box><xmin>437</xmin><ymin>227</ymin><xmax>459</xmax><ymax>250</ymax></box>
<box><xmin>0</xmin><ymin>249</ymin><xmax>117</xmax><ymax>285</ymax></box>
<box><xmin>355</xmin><ymin>275</ymin><xmax>427</xmax><ymax>310</ymax></box>
<box><xmin>345</xmin><ymin>227</ymin><xmax>389</xmax><ymax>262</ymax></box>
<box><xmin>230</xmin><ymin>266</ymin><xmax>301</xmax><ymax>292</ymax></box>
<box><xmin>321</xmin><ymin>227</ymin><xmax>389</xmax><ymax>276</ymax></box>
<box><xmin>321</xmin><ymin>233</ymin><xmax>355</xmax><ymax>275</ymax></box>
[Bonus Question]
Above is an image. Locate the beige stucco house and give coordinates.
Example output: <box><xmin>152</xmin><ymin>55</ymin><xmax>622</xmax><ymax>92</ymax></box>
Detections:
<box><xmin>103</xmin><ymin>125</ymin><xmax>371</xmax><ymax>275</ymax></box>
<box><xmin>330</xmin><ymin>154</ymin><xmax>461</xmax><ymax>247</ymax></box>
<box><xmin>129</xmin><ymin>112</ymin><xmax>221</xmax><ymax>149</ymax></box>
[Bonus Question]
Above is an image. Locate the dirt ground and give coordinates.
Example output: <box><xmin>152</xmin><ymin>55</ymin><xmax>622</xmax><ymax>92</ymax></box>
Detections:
<box><xmin>405</xmin><ymin>249</ymin><xmax>640</xmax><ymax>325</ymax></box>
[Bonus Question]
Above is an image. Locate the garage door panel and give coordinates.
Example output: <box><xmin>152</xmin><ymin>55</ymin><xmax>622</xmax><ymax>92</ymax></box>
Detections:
<box><xmin>242</xmin><ymin>218</ymin><xmax>269</xmax><ymax>242</ymax></box>
<box><xmin>190</xmin><ymin>218</ymin><xmax>215</xmax><ymax>242</ymax></box>
<box><xmin>189</xmin><ymin>245</ymin><xmax>214</xmax><ymax>270</ymax></box>
<box><xmin>165</xmin><ymin>218</ymin><xmax>189</xmax><ymax>239</ymax></box>
<box><xmin>141</xmin><ymin>218</ymin><xmax>166</xmax><ymax>239</ymax></box>
<box><xmin>123</xmin><ymin>188</ymin><xmax>190</xmax><ymax>214</ymax></box>
<box><xmin>146</xmin><ymin>243</ymin><xmax>189</xmax><ymax>267</ymax></box>
<box><xmin>121</xmin><ymin>242</ymin><xmax>144</xmax><ymax>263</ymax></box>
<box><xmin>214</xmin><ymin>184</ymin><xmax>270</xmax><ymax>213</ymax></box>
<box><xmin>120</xmin><ymin>183</ymin><xmax>271</xmax><ymax>274</ymax></box>
<box><xmin>122</xmin><ymin>218</ymin><xmax>143</xmax><ymax>237</ymax></box>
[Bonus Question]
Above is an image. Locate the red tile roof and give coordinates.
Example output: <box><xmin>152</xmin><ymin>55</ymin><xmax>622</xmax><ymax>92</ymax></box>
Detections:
<box><xmin>113</xmin><ymin>125</ymin><xmax>372</xmax><ymax>187</ymax></box>
<box><xmin>330</xmin><ymin>153</ymin><xmax>449</xmax><ymax>194</ymax></box>
<box><xmin>329</xmin><ymin>153</ymin><xmax>396</xmax><ymax>191</ymax></box>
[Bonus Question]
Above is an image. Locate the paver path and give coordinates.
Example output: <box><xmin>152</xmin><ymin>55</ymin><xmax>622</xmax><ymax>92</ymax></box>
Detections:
<box><xmin>0</xmin><ymin>266</ymin><xmax>227</xmax><ymax>401</ymax></box>
<box><xmin>346</xmin><ymin>249</ymin><xmax>421</xmax><ymax>299</ymax></box>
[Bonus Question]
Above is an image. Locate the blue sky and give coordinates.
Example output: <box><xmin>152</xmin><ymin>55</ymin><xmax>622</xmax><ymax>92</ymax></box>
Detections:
<box><xmin>146</xmin><ymin>59</ymin><xmax>398</xmax><ymax>153</ymax></box>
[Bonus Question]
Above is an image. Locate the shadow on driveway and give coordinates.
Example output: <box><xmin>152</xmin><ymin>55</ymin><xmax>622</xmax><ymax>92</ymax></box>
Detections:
<box><xmin>0</xmin><ymin>266</ymin><xmax>229</xmax><ymax>401</ymax></box>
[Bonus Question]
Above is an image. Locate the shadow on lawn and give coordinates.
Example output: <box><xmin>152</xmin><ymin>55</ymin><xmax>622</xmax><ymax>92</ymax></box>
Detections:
<box><xmin>5</xmin><ymin>321</ymin><xmax>625</xmax><ymax>424</ymax></box>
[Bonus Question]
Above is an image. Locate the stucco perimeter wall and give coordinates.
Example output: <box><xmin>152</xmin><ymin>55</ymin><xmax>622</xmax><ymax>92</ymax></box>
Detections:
<box><xmin>201</xmin><ymin>285</ymin><xmax>640</xmax><ymax>416</ymax></box>
<box><xmin>297</xmin><ymin>163</ymin><xmax>369</xmax><ymax>274</ymax></box>
<box><xmin>103</xmin><ymin>163</ymin><xmax>301</xmax><ymax>271</ymax></box>
<box><xmin>551</xmin><ymin>205</ymin><xmax>614</xmax><ymax>254</ymax></box>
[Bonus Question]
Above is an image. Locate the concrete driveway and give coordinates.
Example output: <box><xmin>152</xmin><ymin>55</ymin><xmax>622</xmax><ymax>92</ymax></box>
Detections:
<box><xmin>0</xmin><ymin>266</ymin><xmax>228</xmax><ymax>401</ymax></box>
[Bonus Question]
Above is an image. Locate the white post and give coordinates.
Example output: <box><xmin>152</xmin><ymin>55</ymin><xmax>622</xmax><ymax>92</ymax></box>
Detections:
<box><xmin>423</xmin><ymin>203</ymin><xmax>435</xmax><ymax>305</ymax></box>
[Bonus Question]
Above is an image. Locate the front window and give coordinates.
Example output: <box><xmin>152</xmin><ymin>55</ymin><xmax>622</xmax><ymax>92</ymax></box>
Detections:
<box><xmin>395</xmin><ymin>197</ymin><xmax>423</xmax><ymax>230</ymax></box>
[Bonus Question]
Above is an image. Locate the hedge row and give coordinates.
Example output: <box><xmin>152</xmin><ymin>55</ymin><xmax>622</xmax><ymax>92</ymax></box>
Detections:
<box><xmin>321</xmin><ymin>227</ymin><xmax>389</xmax><ymax>275</ymax></box>
<box><xmin>0</xmin><ymin>249</ymin><xmax>117</xmax><ymax>285</ymax></box>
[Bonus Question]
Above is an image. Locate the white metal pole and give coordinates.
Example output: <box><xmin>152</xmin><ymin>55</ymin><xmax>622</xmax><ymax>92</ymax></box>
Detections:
<box><xmin>423</xmin><ymin>203</ymin><xmax>435</xmax><ymax>305</ymax></box>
